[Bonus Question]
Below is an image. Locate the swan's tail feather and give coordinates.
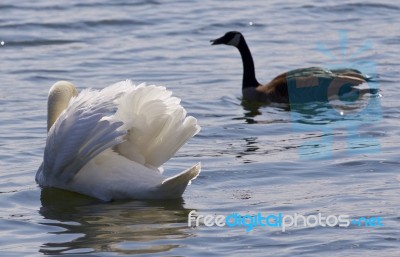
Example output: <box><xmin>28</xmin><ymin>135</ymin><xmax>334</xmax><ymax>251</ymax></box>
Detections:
<box><xmin>158</xmin><ymin>163</ymin><xmax>201</xmax><ymax>198</ymax></box>
<box><xmin>114</xmin><ymin>83</ymin><xmax>200</xmax><ymax>169</ymax></box>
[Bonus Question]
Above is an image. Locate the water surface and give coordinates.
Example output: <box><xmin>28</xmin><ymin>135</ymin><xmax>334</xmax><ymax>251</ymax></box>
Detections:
<box><xmin>0</xmin><ymin>0</ymin><xmax>399</xmax><ymax>256</ymax></box>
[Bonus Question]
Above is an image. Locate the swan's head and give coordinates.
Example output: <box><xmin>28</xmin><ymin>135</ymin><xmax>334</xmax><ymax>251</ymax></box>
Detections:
<box><xmin>210</xmin><ymin>31</ymin><xmax>243</xmax><ymax>47</ymax></box>
<box><xmin>47</xmin><ymin>81</ymin><xmax>78</xmax><ymax>131</ymax></box>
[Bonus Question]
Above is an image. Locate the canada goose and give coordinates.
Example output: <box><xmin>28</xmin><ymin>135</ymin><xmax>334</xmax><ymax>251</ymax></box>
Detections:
<box><xmin>36</xmin><ymin>80</ymin><xmax>200</xmax><ymax>201</ymax></box>
<box><xmin>211</xmin><ymin>31</ymin><xmax>377</xmax><ymax>104</ymax></box>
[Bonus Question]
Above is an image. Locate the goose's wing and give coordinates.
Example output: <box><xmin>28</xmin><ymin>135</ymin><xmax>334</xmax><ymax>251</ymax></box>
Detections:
<box><xmin>285</xmin><ymin>67</ymin><xmax>378</xmax><ymax>96</ymax></box>
<box><xmin>330</xmin><ymin>68</ymin><xmax>373</xmax><ymax>81</ymax></box>
<box><xmin>284</xmin><ymin>67</ymin><xmax>372</xmax><ymax>86</ymax></box>
<box><xmin>37</xmin><ymin>83</ymin><xmax>130</xmax><ymax>186</ymax></box>
<box><xmin>113</xmin><ymin>83</ymin><xmax>200</xmax><ymax>170</ymax></box>
<box><xmin>261</xmin><ymin>67</ymin><xmax>377</xmax><ymax>103</ymax></box>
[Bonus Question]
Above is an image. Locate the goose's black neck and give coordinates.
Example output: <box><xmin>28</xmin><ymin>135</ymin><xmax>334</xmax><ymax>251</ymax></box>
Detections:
<box><xmin>236</xmin><ymin>37</ymin><xmax>260</xmax><ymax>89</ymax></box>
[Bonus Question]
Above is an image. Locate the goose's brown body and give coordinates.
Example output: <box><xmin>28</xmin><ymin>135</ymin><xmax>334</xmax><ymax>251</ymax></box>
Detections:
<box><xmin>211</xmin><ymin>31</ymin><xmax>377</xmax><ymax>104</ymax></box>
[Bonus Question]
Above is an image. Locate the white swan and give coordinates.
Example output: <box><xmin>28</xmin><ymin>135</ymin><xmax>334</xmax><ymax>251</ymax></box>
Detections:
<box><xmin>36</xmin><ymin>80</ymin><xmax>201</xmax><ymax>201</ymax></box>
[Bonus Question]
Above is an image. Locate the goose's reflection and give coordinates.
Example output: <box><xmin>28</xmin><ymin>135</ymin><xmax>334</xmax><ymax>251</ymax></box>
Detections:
<box><xmin>235</xmin><ymin>137</ymin><xmax>260</xmax><ymax>163</ymax></box>
<box><xmin>39</xmin><ymin>188</ymin><xmax>193</xmax><ymax>255</ymax></box>
<box><xmin>234</xmin><ymin>94</ymin><xmax>381</xmax><ymax>160</ymax></box>
<box><xmin>240</xmin><ymin>92</ymin><xmax>381</xmax><ymax>125</ymax></box>
<box><xmin>239</xmin><ymin>100</ymin><xmax>289</xmax><ymax>124</ymax></box>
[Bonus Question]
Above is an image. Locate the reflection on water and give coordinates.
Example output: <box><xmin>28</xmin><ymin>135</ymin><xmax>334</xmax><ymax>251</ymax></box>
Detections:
<box><xmin>234</xmin><ymin>94</ymin><xmax>382</xmax><ymax>161</ymax></box>
<box><xmin>239</xmin><ymin>100</ymin><xmax>289</xmax><ymax>124</ymax></box>
<box><xmin>291</xmin><ymin>95</ymin><xmax>382</xmax><ymax>159</ymax></box>
<box><xmin>240</xmin><ymin>92</ymin><xmax>381</xmax><ymax>125</ymax></box>
<box><xmin>235</xmin><ymin>137</ymin><xmax>260</xmax><ymax>164</ymax></box>
<box><xmin>1</xmin><ymin>0</ymin><xmax>399</xmax><ymax>255</ymax></box>
<box><xmin>39</xmin><ymin>188</ymin><xmax>193</xmax><ymax>255</ymax></box>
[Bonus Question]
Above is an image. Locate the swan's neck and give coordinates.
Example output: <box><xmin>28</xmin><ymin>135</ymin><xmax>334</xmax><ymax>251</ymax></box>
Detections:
<box><xmin>237</xmin><ymin>38</ymin><xmax>259</xmax><ymax>89</ymax></box>
<box><xmin>47</xmin><ymin>81</ymin><xmax>78</xmax><ymax>131</ymax></box>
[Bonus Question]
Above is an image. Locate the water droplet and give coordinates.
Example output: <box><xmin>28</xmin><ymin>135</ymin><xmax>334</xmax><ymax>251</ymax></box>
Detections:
<box><xmin>0</xmin><ymin>41</ymin><xmax>4</xmax><ymax>46</ymax></box>
<box><xmin>249</xmin><ymin>21</ymin><xmax>253</xmax><ymax>26</ymax></box>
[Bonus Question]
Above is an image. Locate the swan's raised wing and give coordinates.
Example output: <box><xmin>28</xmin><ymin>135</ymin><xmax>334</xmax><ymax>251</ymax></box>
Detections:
<box><xmin>37</xmin><ymin>83</ymin><xmax>130</xmax><ymax>186</ymax></box>
<box><xmin>113</xmin><ymin>83</ymin><xmax>200</xmax><ymax>170</ymax></box>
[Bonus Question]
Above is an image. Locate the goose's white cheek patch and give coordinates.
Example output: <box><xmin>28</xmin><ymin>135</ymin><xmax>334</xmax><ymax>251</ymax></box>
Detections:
<box><xmin>227</xmin><ymin>34</ymin><xmax>241</xmax><ymax>47</ymax></box>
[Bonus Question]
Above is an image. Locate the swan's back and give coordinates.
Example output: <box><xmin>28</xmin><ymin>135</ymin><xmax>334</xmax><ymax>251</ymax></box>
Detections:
<box><xmin>37</xmin><ymin>80</ymin><xmax>201</xmax><ymax>201</ymax></box>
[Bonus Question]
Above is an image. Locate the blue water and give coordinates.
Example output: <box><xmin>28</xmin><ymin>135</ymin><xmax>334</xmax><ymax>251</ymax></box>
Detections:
<box><xmin>1</xmin><ymin>0</ymin><xmax>399</xmax><ymax>256</ymax></box>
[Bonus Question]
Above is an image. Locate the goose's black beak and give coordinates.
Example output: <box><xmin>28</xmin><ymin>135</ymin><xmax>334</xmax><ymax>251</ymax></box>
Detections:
<box><xmin>210</xmin><ymin>37</ymin><xmax>223</xmax><ymax>45</ymax></box>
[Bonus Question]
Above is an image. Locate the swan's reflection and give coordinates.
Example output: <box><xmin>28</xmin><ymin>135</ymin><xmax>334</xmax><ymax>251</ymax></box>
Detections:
<box><xmin>39</xmin><ymin>188</ymin><xmax>193</xmax><ymax>255</ymax></box>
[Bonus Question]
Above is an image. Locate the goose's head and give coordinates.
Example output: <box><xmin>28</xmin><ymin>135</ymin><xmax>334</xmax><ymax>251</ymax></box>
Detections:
<box><xmin>210</xmin><ymin>31</ymin><xmax>243</xmax><ymax>47</ymax></box>
<box><xmin>47</xmin><ymin>81</ymin><xmax>78</xmax><ymax>131</ymax></box>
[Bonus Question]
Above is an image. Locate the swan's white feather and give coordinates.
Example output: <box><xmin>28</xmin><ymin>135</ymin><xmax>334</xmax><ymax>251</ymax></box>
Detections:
<box><xmin>65</xmin><ymin>149</ymin><xmax>200</xmax><ymax>201</ymax></box>
<box><xmin>113</xmin><ymin>84</ymin><xmax>200</xmax><ymax>169</ymax></box>
<box><xmin>38</xmin><ymin>85</ymin><xmax>126</xmax><ymax>186</ymax></box>
<box><xmin>36</xmin><ymin>80</ymin><xmax>200</xmax><ymax>200</ymax></box>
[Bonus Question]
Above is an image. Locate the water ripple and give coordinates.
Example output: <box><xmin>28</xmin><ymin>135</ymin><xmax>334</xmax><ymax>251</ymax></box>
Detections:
<box><xmin>1</xmin><ymin>0</ymin><xmax>399</xmax><ymax>256</ymax></box>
